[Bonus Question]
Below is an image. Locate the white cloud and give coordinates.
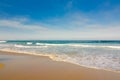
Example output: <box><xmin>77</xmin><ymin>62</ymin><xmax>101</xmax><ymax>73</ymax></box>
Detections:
<box><xmin>38</xmin><ymin>10</ymin><xmax>120</xmax><ymax>40</ymax></box>
<box><xmin>0</xmin><ymin>19</ymin><xmax>47</xmax><ymax>31</ymax></box>
<box><xmin>0</xmin><ymin>7</ymin><xmax>120</xmax><ymax>40</ymax></box>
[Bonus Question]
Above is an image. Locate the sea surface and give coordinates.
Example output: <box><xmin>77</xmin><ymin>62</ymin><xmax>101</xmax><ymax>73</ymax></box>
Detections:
<box><xmin>0</xmin><ymin>40</ymin><xmax>120</xmax><ymax>72</ymax></box>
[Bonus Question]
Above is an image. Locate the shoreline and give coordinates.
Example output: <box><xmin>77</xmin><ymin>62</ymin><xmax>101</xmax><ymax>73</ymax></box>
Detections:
<box><xmin>0</xmin><ymin>50</ymin><xmax>120</xmax><ymax>73</ymax></box>
<box><xmin>0</xmin><ymin>51</ymin><xmax>120</xmax><ymax>80</ymax></box>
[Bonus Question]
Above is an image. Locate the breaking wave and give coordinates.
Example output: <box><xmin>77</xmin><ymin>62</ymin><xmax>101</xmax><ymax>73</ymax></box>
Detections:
<box><xmin>27</xmin><ymin>43</ymin><xmax>120</xmax><ymax>49</ymax></box>
<box><xmin>26</xmin><ymin>42</ymin><xmax>32</xmax><ymax>45</ymax></box>
<box><xmin>0</xmin><ymin>41</ymin><xmax>7</xmax><ymax>43</ymax></box>
<box><xmin>14</xmin><ymin>44</ymin><xmax>48</xmax><ymax>48</ymax></box>
<box><xmin>0</xmin><ymin>48</ymin><xmax>120</xmax><ymax>73</ymax></box>
<box><xmin>0</xmin><ymin>40</ymin><xmax>120</xmax><ymax>73</ymax></box>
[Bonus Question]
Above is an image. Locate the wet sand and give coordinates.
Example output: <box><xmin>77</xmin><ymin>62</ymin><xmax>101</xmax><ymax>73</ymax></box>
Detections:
<box><xmin>0</xmin><ymin>51</ymin><xmax>120</xmax><ymax>80</ymax></box>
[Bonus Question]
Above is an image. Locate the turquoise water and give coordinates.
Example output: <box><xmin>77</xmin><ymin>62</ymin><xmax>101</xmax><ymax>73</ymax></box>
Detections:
<box><xmin>0</xmin><ymin>40</ymin><xmax>120</xmax><ymax>72</ymax></box>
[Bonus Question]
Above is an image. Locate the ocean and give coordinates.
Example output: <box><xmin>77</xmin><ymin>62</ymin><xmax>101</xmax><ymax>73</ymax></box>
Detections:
<box><xmin>0</xmin><ymin>40</ymin><xmax>120</xmax><ymax>72</ymax></box>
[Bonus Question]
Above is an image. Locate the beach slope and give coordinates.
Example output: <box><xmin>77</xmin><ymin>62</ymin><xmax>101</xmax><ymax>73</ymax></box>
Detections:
<box><xmin>0</xmin><ymin>51</ymin><xmax>120</xmax><ymax>80</ymax></box>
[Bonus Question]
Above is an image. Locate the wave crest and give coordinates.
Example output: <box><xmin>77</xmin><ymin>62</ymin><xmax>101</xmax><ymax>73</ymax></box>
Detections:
<box><xmin>26</xmin><ymin>42</ymin><xmax>32</xmax><ymax>45</ymax></box>
<box><xmin>0</xmin><ymin>48</ymin><xmax>120</xmax><ymax>73</ymax></box>
<box><xmin>34</xmin><ymin>43</ymin><xmax>120</xmax><ymax>49</ymax></box>
<box><xmin>14</xmin><ymin>44</ymin><xmax>48</xmax><ymax>48</ymax></box>
<box><xmin>0</xmin><ymin>41</ymin><xmax>7</xmax><ymax>43</ymax></box>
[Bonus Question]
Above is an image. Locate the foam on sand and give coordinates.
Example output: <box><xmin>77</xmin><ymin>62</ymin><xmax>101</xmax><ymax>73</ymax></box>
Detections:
<box><xmin>0</xmin><ymin>40</ymin><xmax>120</xmax><ymax>73</ymax></box>
<box><xmin>0</xmin><ymin>48</ymin><xmax>120</xmax><ymax>73</ymax></box>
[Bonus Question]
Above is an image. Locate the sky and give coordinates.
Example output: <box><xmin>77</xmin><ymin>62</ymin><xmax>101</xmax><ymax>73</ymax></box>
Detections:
<box><xmin>0</xmin><ymin>0</ymin><xmax>120</xmax><ymax>40</ymax></box>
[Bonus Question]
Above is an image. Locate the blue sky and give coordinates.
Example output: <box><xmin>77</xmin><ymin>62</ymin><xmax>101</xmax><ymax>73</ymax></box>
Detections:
<box><xmin>0</xmin><ymin>0</ymin><xmax>120</xmax><ymax>40</ymax></box>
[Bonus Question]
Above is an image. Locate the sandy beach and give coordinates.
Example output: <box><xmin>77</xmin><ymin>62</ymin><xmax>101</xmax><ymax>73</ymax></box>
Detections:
<box><xmin>0</xmin><ymin>51</ymin><xmax>120</xmax><ymax>80</ymax></box>
<box><xmin>0</xmin><ymin>0</ymin><xmax>120</xmax><ymax>79</ymax></box>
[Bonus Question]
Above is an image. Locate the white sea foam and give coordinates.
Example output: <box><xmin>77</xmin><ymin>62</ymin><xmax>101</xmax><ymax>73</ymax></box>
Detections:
<box><xmin>0</xmin><ymin>41</ymin><xmax>120</xmax><ymax>72</ymax></box>
<box><xmin>36</xmin><ymin>43</ymin><xmax>45</xmax><ymax>45</ymax></box>
<box><xmin>0</xmin><ymin>41</ymin><xmax>7</xmax><ymax>43</ymax></box>
<box><xmin>36</xmin><ymin>43</ymin><xmax>65</xmax><ymax>46</ymax></box>
<box><xmin>35</xmin><ymin>43</ymin><xmax>120</xmax><ymax>49</ymax></box>
<box><xmin>102</xmin><ymin>46</ymin><xmax>120</xmax><ymax>49</ymax></box>
<box><xmin>71</xmin><ymin>44</ymin><xmax>120</xmax><ymax>49</ymax></box>
<box><xmin>14</xmin><ymin>44</ymin><xmax>48</xmax><ymax>48</ymax></box>
<box><xmin>0</xmin><ymin>48</ymin><xmax>120</xmax><ymax>72</ymax></box>
<box><xmin>26</xmin><ymin>42</ymin><xmax>32</xmax><ymax>45</ymax></box>
<box><xmin>70</xmin><ymin>44</ymin><xmax>96</xmax><ymax>47</ymax></box>
<box><xmin>1</xmin><ymin>41</ymin><xmax>120</xmax><ymax>50</ymax></box>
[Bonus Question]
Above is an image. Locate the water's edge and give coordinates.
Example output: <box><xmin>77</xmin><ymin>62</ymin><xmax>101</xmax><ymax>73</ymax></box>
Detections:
<box><xmin>0</xmin><ymin>49</ymin><xmax>119</xmax><ymax>74</ymax></box>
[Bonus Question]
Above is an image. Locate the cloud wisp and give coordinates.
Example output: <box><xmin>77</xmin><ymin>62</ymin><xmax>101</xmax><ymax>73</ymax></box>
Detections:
<box><xmin>0</xmin><ymin>18</ymin><xmax>47</xmax><ymax>31</ymax></box>
<box><xmin>0</xmin><ymin>4</ymin><xmax>120</xmax><ymax>40</ymax></box>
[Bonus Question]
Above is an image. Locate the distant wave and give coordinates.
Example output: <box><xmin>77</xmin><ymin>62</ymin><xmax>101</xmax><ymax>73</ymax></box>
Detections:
<box><xmin>14</xmin><ymin>44</ymin><xmax>48</xmax><ymax>48</ymax></box>
<box><xmin>36</xmin><ymin>43</ymin><xmax>45</xmax><ymax>45</ymax></box>
<box><xmin>0</xmin><ymin>40</ymin><xmax>120</xmax><ymax>72</ymax></box>
<box><xmin>26</xmin><ymin>42</ymin><xmax>32</xmax><ymax>45</ymax></box>
<box><xmin>0</xmin><ymin>41</ymin><xmax>7</xmax><ymax>43</ymax></box>
<box><xmin>36</xmin><ymin>43</ymin><xmax>67</xmax><ymax>46</ymax></box>
<box><xmin>36</xmin><ymin>43</ymin><xmax>69</xmax><ymax>46</ymax></box>
<box><xmin>34</xmin><ymin>43</ymin><xmax>120</xmax><ymax>49</ymax></box>
<box><xmin>70</xmin><ymin>44</ymin><xmax>120</xmax><ymax>49</ymax></box>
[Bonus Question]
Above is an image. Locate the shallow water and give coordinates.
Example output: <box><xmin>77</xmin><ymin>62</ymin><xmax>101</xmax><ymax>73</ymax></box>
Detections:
<box><xmin>0</xmin><ymin>40</ymin><xmax>120</xmax><ymax>72</ymax></box>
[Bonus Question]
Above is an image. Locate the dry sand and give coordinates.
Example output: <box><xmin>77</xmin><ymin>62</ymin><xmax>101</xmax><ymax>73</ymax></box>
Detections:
<box><xmin>0</xmin><ymin>51</ymin><xmax>120</xmax><ymax>80</ymax></box>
